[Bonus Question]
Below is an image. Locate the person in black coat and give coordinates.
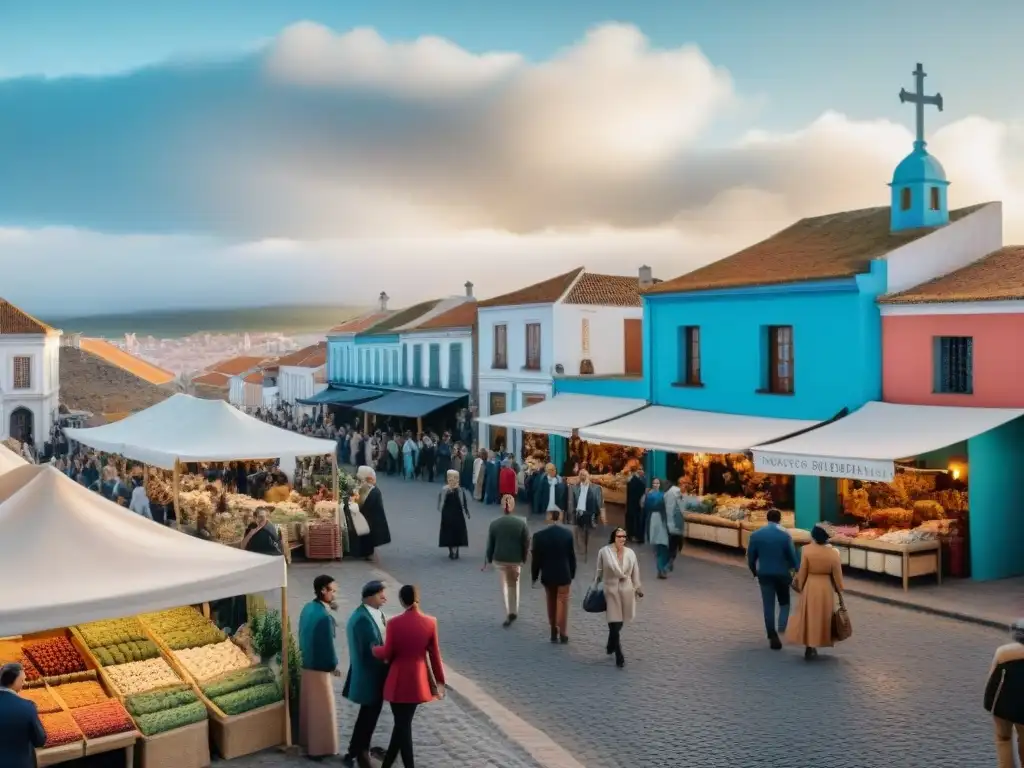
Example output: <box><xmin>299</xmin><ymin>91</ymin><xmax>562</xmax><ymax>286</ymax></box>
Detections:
<box><xmin>532</xmin><ymin>464</ymin><xmax>568</xmax><ymax>518</ymax></box>
<box><xmin>0</xmin><ymin>663</ymin><xmax>46</xmax><ymax>768</ymax></box>
<box><xmin>986</xmin><ymin>619</ymin><xmax>1024</xmax><ymax>763</ymax></box>
<box><xmin>438</xmin><ymin>470</ymin><xmax>470</xmax><ymax>559</ymax></box>
<box><xmin>530</xmin><ymin>510</ymin><xmax>577</xmax><ymax>644</ymax></box>
<box><xmin>625</xmin><ymin>468</ymin><xmax>647</xmax><ymax>543</ymax></box>
<box><xmin>357</xmin><ymin>466</ymin><xmax>392</xmax><ymax>561</ymax></box>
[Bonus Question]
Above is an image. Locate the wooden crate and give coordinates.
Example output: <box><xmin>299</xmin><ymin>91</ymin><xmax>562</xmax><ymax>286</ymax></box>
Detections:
<box><xmin>208</xmin><ymin>700</ymin><xmax>287</xmax><ymax>760</ymax></box>
<box><xmin>136</xmin><ymin>719</ymin><xmax>211</xmax><ymax>768</ymax></box>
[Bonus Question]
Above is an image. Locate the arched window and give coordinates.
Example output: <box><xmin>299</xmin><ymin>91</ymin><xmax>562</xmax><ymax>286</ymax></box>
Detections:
<box><xmin>930</xmin><ymin>187</ymin><xmax>940</xmax><ymax>211</ymax></box>
<box><xmin>900</xmin><ymin>187</ymin><xmax>912</xmax><ymax>211</ymax></box>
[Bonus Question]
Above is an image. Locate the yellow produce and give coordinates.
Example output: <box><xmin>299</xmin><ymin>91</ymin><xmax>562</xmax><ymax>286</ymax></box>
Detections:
<box><xmin>174</xmin><ymin>639</ymin><xmax>251</xmax><ymax>682</ymax></box>
<box><xmin>105</xmin><ymin>658</ymin><xmax>181</xmax><ymax>697</ymax></box>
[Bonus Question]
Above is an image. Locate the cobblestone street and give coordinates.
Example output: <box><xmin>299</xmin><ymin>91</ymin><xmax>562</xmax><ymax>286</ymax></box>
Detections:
<box><xmin>272</xmin><ymin>473</ymin><xmax>1009</xmax><ymax>768</ymax></box>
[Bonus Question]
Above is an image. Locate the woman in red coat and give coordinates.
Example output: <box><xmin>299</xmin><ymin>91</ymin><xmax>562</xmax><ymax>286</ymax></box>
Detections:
<box><xmin>498</xmin><ymin>459</ymin><xmax>518</xmax><ymax>513</ymax></box>
<box><xmin>372</xmin><ymin>584</ymin><xmax>445</xmax><ymax>768</ymax></box>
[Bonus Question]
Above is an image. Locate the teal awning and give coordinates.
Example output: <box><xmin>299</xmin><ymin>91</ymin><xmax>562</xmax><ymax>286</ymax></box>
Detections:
<box><xmin>353</xmin><ymin>391</ymin><xmax>466</xmax><ymax>419</ymax></box>
<box><xmin>297</xmin><ymin>387</ymin><xmax>383</xmax><ymax>406</ymax></box>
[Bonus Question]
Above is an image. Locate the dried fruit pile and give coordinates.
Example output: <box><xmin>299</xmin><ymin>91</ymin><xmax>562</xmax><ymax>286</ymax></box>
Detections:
<box><xmin>41</xmin><ymin>670</ymin><xmax>97</xmax><ymax>686</ymax></box>
<box><xmin>71</xmin><ymin>699</ymin><xmax>135</xmax><ymax>738</ymax></box>
<box><xmin>24</xmin><ymin>636</ymin><xmax>86</xmax><ymax>677</ymax></box>
<box><xmin>174</xmin><ymin>639</ymin><xmax>251</xmax><ymax>682</ymax></box>
<box><xmin>92</xmin><ymin>641</ymin><xmax>160</xmax><ymax>666</ymax></box>
<box><xmin>0</xmin><ymin>640</ymin><xmax>40</xmax><ymax>681</ymax></box>
<box><xmin>53</xmin><ymin>680</ymin><xmax>109</xmax><ymax>709</ymax></box>
<box><xmin>40</xmin><ymin>712</ymin><xmax>84</xmax><ymax>747</ymax></box>
<box><xmin>104</xmin><ymin>658</ymin><xmax>181</xmax><ymax>697</ymax></box>
<box><xmin>77</xmin><ymin>618</ymin><xmax>148</xmax><ymax>648</ymax></box>
<box><xmin>142</xmin><ymin>607</ymin><xmax>226</xmax><ymax>650</ymax></box>
<box><xmin>19</xmin><ymin>687</ymin><xmax>61</xmax><ymax>714</ymax></box>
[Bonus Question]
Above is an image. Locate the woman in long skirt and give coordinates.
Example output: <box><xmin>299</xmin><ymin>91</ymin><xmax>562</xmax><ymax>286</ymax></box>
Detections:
<box><xmin>438</xmin><ymin>470</ymin><xmax>470</xmax><ymax>559</ymax></box>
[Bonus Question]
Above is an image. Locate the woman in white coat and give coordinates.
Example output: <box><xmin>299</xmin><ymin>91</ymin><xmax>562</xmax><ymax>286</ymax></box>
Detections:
<box><xmin>595</xmin><ymin>527</ymin><xmax>644</xmax><ymax>668</ymax></box>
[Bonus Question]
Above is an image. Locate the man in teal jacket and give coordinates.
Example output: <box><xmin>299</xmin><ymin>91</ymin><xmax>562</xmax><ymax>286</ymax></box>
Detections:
<box><xmin>298</xmin><ymin>575</ymin><xmax>340</xmax><ymax>760</ymax></box>
<box><xmin>342</xmin><ymin>580</ymin><xmax>390</xmax><ymax>768</ymax></box>
<box><xmin>746</xmin><ymin>509</ymin><xmax>799</xmax><ymax>650</ymax></box>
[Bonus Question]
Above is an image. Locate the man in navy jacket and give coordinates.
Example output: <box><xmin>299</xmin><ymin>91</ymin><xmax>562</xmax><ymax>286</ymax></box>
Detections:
<box><xmin>746</xmin><ymin>508</ymin><xmax>799</xmax><ymax>650</ymax></box>
<box><xmin>0</xmin><ymin>662</ymin><xmax>47</xmax><ymax>768</ymax></box>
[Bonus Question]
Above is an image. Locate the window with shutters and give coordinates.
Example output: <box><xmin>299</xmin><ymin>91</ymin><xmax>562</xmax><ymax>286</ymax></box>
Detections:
<box><xmin>448</xmin><ymin>343</ymin><xmax>464</xmax><ymax>390</ymax></box>
<box><xmin>402</xmin><ymin>345</ymin><xmax>409</xmax><ymax>385</ymax></box>
<box><xmin>678</xmin><ymin>326</ymin><xmax>701</xmax><ymax>386</ymax></box>
<box><xmin>933</xmin><ymin>336</ymin><xmax>973</xmax><ymax>394</ymax></box>
<box><xmin>525</xmin><ymin>323</ymin><xmax>541</xmax><ymax>370</ymax></box>
<box><xmin>766</xmin><ymin>325</ymin><xmax>794</xmax><ymax>394</ymax></box>
<box><xmin>12</xmin><ymin>356</ymin><xmax>30</xmax><ymax>389</ymax></box>
<box><xmin>412</xmin><ymin>344</ymin><xmax>423</xmax><ymax>387</ymax></box>
<box><xmin>492</xmin><ymin>324</ymin><xmax>507</xmax><ymax>369</ymax></box>
<box><xmin>428</xmin><ymin>344</ymin><xmax>441</xmax><ymax>389</ymax></box>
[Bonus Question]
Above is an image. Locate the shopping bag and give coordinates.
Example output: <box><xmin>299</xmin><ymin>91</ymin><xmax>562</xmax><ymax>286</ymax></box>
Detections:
<box><xmin>582</xmin><ymin>582</ymin><xmax>606</xmax><ymax>613</ymax></box>
<box><xmin>830</xmin><ymin>574</ymin><xmax>852</xmax><ymax>641</ymax></box>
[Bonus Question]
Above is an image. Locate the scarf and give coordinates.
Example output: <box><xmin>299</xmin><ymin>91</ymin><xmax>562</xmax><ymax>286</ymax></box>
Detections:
<box><xmin>241</xmin><ymin>520</ymin><xmax>267</xmax><ymax>550</ymax></box>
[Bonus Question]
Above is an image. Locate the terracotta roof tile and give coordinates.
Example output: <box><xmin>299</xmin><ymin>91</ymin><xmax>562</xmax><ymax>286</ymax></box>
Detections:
<box><xmin>647</xmin><ymin>204</ymin><xmax>988</xmax><ymax>295</ymax></box>
<box><xmin>562</xmin><ymin>273</ymin><xmax>642</xmax><ymax>307</ymax></box>
<box><xmin>78</xmin><ymin>338</ymin><xmax>176</xmax><ymax>385</ymax></box>
<box><xmin>206</xmin><ymin>355</ymin><xmax>267</xmax><ymax>376</ymax></box>
<box><xmin>362</xmin><ymin>299</ymin><xmax>443</xmax><ymax>335</ymax></box>
<box><xmin>477</xmin><ymin>268</ymin><xmax>584</xmax><ymax>308</ymax></box>
<box><xmin>406</xmin><ymin>302</ymin><xmax>478</xmax><ymax>331</ymax></box>
<box><xmin>0</xmin><ymin>299</ymin><xmax>54</xmax><ymax>334</ymax></box>
<box><xmin>59</xmin><ymin>347</ymin><xmax>173</xmax><ymax>417</ymax></box>
<box><xmin>329</xmin><ymin>311</ymin><xmax>392</xmax><ymax>333</ymax></box>
<box><xmin>243</xmin><ymin>371</ymin><xmax>264</xmax><ymax>384</ymax></box>
<box><xmin>275</xmin><ymin>342</ymin><xmax>327</xmax><ymax>368</ymax></box>
<box><xmin>879</xmin><ymin>245</ymin><xmax>1024</xmax><ymax>304</ymax></box>
<box><xmin>191</xmin><ymin>371</ymin><xmax>231</xmax><ymax>388</ymax></box>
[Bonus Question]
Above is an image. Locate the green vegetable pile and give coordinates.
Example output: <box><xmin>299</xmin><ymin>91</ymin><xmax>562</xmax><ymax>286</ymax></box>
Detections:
<box><xmin>161</xmin><ymin>625</ymin><xmax>226</xmax><ymax>651</ymax></box>
<box><xmin>201</xmin><ymin>666</ymin><xmax>277</xmax><ymax>699</ymax></box>
<box><xmin>212</xmin><ymin>682</ymin><xmax>283</xmax><ymax>716</ymax></box>
<box><xmin>135</xmin><ymin>701</ymin><xmax>208</xmax><ymax>736</ymax></box>
<box><xmin>126</xmin><ymin>685</ymin><xmax>198</xmax><ymax>717</ymax></box>
<box><xmin>93</xmin><ymin>641</ymin><xmax>161</xmax><ymax>666</ymax></box>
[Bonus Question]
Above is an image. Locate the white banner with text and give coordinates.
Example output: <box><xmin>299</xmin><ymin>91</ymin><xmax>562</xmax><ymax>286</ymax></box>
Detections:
<box><xmin>752</xmin><ymin>451</ymin><xmax>895</xmax><ymax>483</ymax></box>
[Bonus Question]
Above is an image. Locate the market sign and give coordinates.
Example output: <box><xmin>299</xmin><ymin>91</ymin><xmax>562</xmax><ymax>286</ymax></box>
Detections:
<box><xmin>752</xmin><ymin>451</ymin><xmax>895</xmax><ymax>482</ymax></box>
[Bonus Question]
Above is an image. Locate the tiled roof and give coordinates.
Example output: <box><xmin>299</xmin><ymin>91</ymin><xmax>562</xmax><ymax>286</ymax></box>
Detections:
<box><xmin>329</xmin><ymin>311</ymin><xmax>392</xmax><ymax>334</ymax></box>
<box><xmin>879</xmin><ymin>245</ymin><xmax>1024</xmax><ymax>304</ymax></box>
<box><xmin>79</xmin><ymin>338</ymin><xmax>176</xmax><ymax>385</ymax></box>
<box><xmin>477</xmin><ymin>268</ymin><xmax>584</xmax><ymax>308</ymax></box>
<box><xmin>562</xmin><ymin>273</ymin><xmax>642</xmax><ymax>307</ymax></box>
<box><xmin>646</xmin><ymin>204</ymin><xmax>987</xmax><ymax>295</ymax></box>
<box><xmin>362</xmin><ymin>299</ymin><xmax>443</xmax><ymax>335</ymax></box>
<box><xmin>275</xmin><ymin>342</ymin><xmax>327</xmax><ymax>368</ymax></box>
<box><xmin>191</xmin><ymin>371</ymin><xmax>231</xmax><ymax>388</ymax></box>
<box><xmin>59</xmin><ymin>347</ymin><xmax>173</xmax><ymax>417</ymax></box>
<box><xmin>243</xmin><ymin>371</ymin><xmax>264</xmax><ymax>384</ymax></box>
<box><xmin>0</xmin><ymin>299</ymin><xmax>54</xmax><ymax>335</ymax></box>
<box><xmin>406</xmin><ymin>301</ymin><xmax>478</xmax><ymax>331</ymax></box>
<box><xmin>206</xmin><ymin>355</ymin><xmax>267</xmax><ymax>376</ymax></box>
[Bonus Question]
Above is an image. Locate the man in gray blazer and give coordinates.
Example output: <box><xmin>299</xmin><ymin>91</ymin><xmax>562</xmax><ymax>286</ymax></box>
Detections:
<box><xmin>568</xmin><ymin>470</ymin><xmax>606</xmax><ymax>561</ymax></box>
<box><xmin>746</xmin><ymin>508</ymin><xmax>799</xmax><ymax>650</ymax></box>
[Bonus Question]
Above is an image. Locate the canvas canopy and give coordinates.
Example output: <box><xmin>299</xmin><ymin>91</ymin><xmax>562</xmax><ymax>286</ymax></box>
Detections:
<box><xmin>64</xmin><ymin>393</ymin><xmax>336</xmax><ymax>470</ymax></box>
<box><xmin>476</xmin><ymin>394</ymin><xmax>647</xmax><ymax>438</ymax></box>
<box><xmin>0</xmin><ymin>464</ymin><xmax>286</xmax><ymax>635</ymax></box>
<box><xmin>0</xmin><ymin>442</ymin><xmax>27</xmax><ymax>474</ymax></box>
<box><xmin>353</xmin><ymin>390</ymin><xmax>467</xmax><ymax>419</ymax></box>
<box><xmin>751</xmin><ymin>401</ymin><xmax>1024</xmax><ymax>482</ymax></box>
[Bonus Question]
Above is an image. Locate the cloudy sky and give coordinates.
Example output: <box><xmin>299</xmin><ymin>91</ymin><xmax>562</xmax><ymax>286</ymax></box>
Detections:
<box><xmin>2</xmin><ymin>0</ymin><xmax>1023</xmax><ymax>316</ymax></box>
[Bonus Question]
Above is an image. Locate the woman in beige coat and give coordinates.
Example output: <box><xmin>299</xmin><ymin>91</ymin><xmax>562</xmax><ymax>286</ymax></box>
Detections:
<box><xmin>786</xmin><ymin>524</ymin><xmax>844</xmax><ymax>659</ymax></box>
<box><xmin>595</xmin><ymin>527</ymin><xmax>643</xmax><ymax>668</ymax></box>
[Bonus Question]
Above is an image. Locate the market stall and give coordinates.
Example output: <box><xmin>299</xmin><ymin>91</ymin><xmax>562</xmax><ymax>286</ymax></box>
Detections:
<box><xmin>578</xmin><ymin>405</ymin><xmax>821</xmax><ymax>549</ymax></box>
<box><xmin>0</xmin><ymin>464</ymin><xmax>291</xmax><ymax>766</ymax></box>
<box><xmin>753</xmin><ymin>401</ymin><xmax>1024</xmax><ymax>586</ymax></box>
<box><xmin>0</xmin><ymin>441</ymin><xmax>28</xmax><ymax>474</ymax></box>
<box><xmin>64</xmin><ymin>394</ymin><xmax>342</xmax><ymax>559</ymax></box>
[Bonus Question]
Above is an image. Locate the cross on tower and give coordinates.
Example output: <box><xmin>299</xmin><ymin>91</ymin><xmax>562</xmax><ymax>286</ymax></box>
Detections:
<box><xmin>899</xmin><ymin>63</ymin><xmax>943</xmax><ymax>147</ymax></box>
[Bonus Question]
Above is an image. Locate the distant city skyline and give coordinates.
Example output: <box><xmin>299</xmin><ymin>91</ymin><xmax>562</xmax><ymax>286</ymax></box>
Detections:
<box><xmin>2</xmin><ymin>3</ymin><xmax>1022</xmax><ymax>315</ymax></box>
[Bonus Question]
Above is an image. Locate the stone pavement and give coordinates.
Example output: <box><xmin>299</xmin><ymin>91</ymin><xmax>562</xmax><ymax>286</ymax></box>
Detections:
<box><xmin>292</xmin><ymin>473</ymin><xmax>1013</xmax><ymax>768</ymax></box>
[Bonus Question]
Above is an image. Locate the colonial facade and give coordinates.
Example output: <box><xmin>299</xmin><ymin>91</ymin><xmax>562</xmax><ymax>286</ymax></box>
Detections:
<box><xmin>0</xmin><ymin>299</ymin><xmax>61</xmax><ymax>448</ymax></box>
<box><xmin>276</xmin><ymin>342</ymin><xmax>328</xmax><ymax>413</ymax></box>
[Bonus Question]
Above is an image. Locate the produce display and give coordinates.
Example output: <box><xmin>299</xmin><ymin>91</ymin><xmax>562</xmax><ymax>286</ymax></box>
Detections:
<box><xmin>52</xmin><ymin>680</ymin><xmax>109</xmax><ymax>709</ymax></box>
<box><xmin>174</xmin><ymin>639</ymin><xmax>251</xmax><ymax>682</ymax></box>
<box><xmin>0</xmin><ymin>640</ymin><xmax>40</xmax><ymax>681</ymax></box>
<box><xmin>77</xmin><ymin>618</ymin><xmax>149</xmax><ymax>648</ymax></box>
<box><xmin>20</xmin><ymin>687</ymin><xmax>61</xmax><ymax>714</ymax></box>
<box><xmin>201</xmin><ymin>666</ymin><xmax>277</xmax><ymax>699</ymax></box>
<box><xmin>70</xmin><ymin>699</ymin><xmax>136</xmax><ymax>738</ymax></box>
<box><xmin>92</xmin><ymin>640</ymin><xmax>161</xmax><ymax>666</ymax></box>
<box><xmin>135</xmin><ymin>701</ymin><xmax>208</xmax><ymax>737</ymax></box>
<box><xmin>211</xmin><ymin>682</ymin><xmax>283</xmax><ymax>716</ymax></box>
<box><xmin>104</xmin><ymin>658</ymin><xmax>182</xmax><ymax>697</ymax></box>
<box><xmin>40</xmin><ymin>712</ymin><xmax>84</xmax><ymax>747</ymax></box>
<box><xmin>23</xmin><ymin>636</ymin><xmax>87</xmax><ymax>677</ymax></box>
<box><xmin>126</xmin><ymin>684</ymin><xmax>198</xmax><ymax>716</ymax></box>
<box><xmin>143</xmin><ymin>606</ymin><xmax>226</xmax><ymax>650</ymax></box>
<box><xmin>41</xmin><ymin>670</ymin><xmax>97</xmax><ymax>686</ymax></box>
<box><xmin>838</xmin><ymin>473</ymin><xmax>966</xmax><ymax>544</ymax></box>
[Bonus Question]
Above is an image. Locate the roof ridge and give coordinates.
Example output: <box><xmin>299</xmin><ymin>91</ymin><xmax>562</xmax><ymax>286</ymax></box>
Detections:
<box><xmin>0</xmin><ymin>298</ymin><xmax>55</xmax><ymax>335</ymax></box>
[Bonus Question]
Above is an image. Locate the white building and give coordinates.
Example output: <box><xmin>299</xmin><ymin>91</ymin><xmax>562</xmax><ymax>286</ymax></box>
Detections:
<box><xmin>276</xmin><ymin>342</ymin><xmax>328</xmax><ymax>414</ymax></box>
<box><xmin>0</xmin><ymin>299</ymin><xmax>61</xmax><ymax>448</ymax></box>
<box><xmin>476</xmin><ymin>267</ymin><xmax>646</xmax><ymax>456</ymax></box>
<box><xmin>398</xmin><ymin>285</ymin><xmax>476</xmax><ymax>396</ymax></box>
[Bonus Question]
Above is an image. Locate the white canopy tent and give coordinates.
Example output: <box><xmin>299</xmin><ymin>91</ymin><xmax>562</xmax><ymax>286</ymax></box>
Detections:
<box><xmin>751</xmin><ymin>401</ymin><xmax>1024</xmax><ymax>482</ymax></box>
<box><xmin>63</xmin><ymin>393</ymin><xmax>336</xmax><ymax>469</ymax></box>
<box><xmin>0</xmin><ymin>442</ymin><xmax>27</xmax><ymax>474</ymax></box>
<box><xmin>0</xmin><ymin>464</ymin><xmax>286</xmax><ymax>636</ymax></box>
<box><xmin>579</xmin><ymin>405</ymin><xmax>820</xmax><ymax>454</ymax></box>
<box><xmin>476</xmin><ymin>394</ymin><xmax>647</xmax><ymax>438</ymax></box>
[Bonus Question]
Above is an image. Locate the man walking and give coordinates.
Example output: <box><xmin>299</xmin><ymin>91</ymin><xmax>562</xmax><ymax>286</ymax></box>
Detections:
<box><xmin>484</xmin><ymin>499</ymin><xmax>531</xmax><ymax>627</ymax></box>
<box><xmin>531</xmin><ymin>509</ymin><xmax>577</xmax><ymax>643</ymax></box>
<box><xmin>746</xmin><ymin>508</ymin><xmax>799</xmax><ymax>650</ymax></box>
<box><xmin>663</xmin><ymin>478</ymin><xmax>690</xmax><ymax>573</ymax></box>
<box><xmin>532</xmin><ymin>463</ymin><xmax>568</xmax><ymax>519</ymax></box>
<box><xmin>985</xmin><ymin>618</ymin><xmax>1024</xmax><ymax>767</ymax></box>
<box><xmin>342</xmin><ymin>581</ymin><xmax>390</xmax><ymax>768</ymax></box>
<box><xmin>0</xmin><ymin>662</ymin><xmax>46</xmax><ymax>768</ymax></box>
<box><xmin>567</xmin><ymin>469</ymin><xmax>605</xmax><ymax>560</ymax></box>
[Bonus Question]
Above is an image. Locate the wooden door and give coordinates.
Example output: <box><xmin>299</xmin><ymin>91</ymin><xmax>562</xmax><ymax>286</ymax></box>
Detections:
<box><xmin>623</xmin><ymin>319</ymin><xmax>643</xmax><ymax>375</ymax></box>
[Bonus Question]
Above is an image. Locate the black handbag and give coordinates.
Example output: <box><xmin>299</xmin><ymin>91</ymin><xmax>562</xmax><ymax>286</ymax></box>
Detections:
<box><xmin>582</xmin><ymin>578</ymin><xmax>606</xmax><ymax>613</ymax></box>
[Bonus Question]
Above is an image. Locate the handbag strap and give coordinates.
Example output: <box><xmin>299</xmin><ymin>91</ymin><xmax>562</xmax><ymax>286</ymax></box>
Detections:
<box><xmin>829</xmin><ymin>572</ymin><xmax>846</xmax><ymax>610</ymax></box>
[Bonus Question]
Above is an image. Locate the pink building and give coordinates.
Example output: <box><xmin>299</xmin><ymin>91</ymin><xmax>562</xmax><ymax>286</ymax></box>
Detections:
<box><xmin>880</xmin><ymin>245</ymin><xmax>1024</xmax><ymax>407</ymax></box>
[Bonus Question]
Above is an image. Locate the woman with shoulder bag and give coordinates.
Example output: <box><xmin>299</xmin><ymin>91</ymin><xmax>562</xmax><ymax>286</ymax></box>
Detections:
<box><xmin>786</xmin><ymin>524</ymin><xmax>847</xmax><ymax>660</ymax></box>
<box><xmin>438</xmin><ymin>469</ymin><xmax>471</xmax><ymax>560</ymax></box>
<box><xmin>595</xmin><ymin>527</ymin><xmax>643</xmax><ymax>668</ymax></box>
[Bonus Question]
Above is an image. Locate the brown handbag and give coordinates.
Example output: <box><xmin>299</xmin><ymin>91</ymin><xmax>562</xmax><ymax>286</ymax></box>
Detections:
<box><xmin>830</xmin><ymin>573</ymin><xmax>852</xmax><ymax>642</ymax></box>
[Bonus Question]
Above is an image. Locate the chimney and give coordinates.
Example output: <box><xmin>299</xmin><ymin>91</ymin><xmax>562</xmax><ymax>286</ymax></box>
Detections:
<box><xmin>378</xmin><ymin>291</ymin><xmax>390</xmax><ymax>312</ymax></box>
<box><xmin>638</xmin><ymin>265</ymin><xmax>653</xmax><ymax>288</ymax></box>
<box><xmin>464</xmin><ymin>281</ymin><xmax>474</xmax><ymax>298</ymax></box>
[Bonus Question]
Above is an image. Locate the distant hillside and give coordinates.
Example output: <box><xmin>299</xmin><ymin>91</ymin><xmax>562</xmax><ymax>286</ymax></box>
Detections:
<box><xmin>41</xmin><ymin>305</ymin><xmax>366</xmax><ymax>338</ymax></box>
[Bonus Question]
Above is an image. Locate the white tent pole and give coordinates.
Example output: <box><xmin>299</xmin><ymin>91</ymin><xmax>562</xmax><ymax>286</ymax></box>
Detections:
<box><xmin>331</xmin><ymin>453</ymin><xmax>341</xmax><ymax>561</ymax></box>
<box><xmin>172</xmin><ymin>459</ymin><xmax>181</xmax><ymax>530</ymax></box>
<box><xmin>280</xmin><ymin>584</ymin><xmax>292</xmax><ymax>747</ymax></box>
